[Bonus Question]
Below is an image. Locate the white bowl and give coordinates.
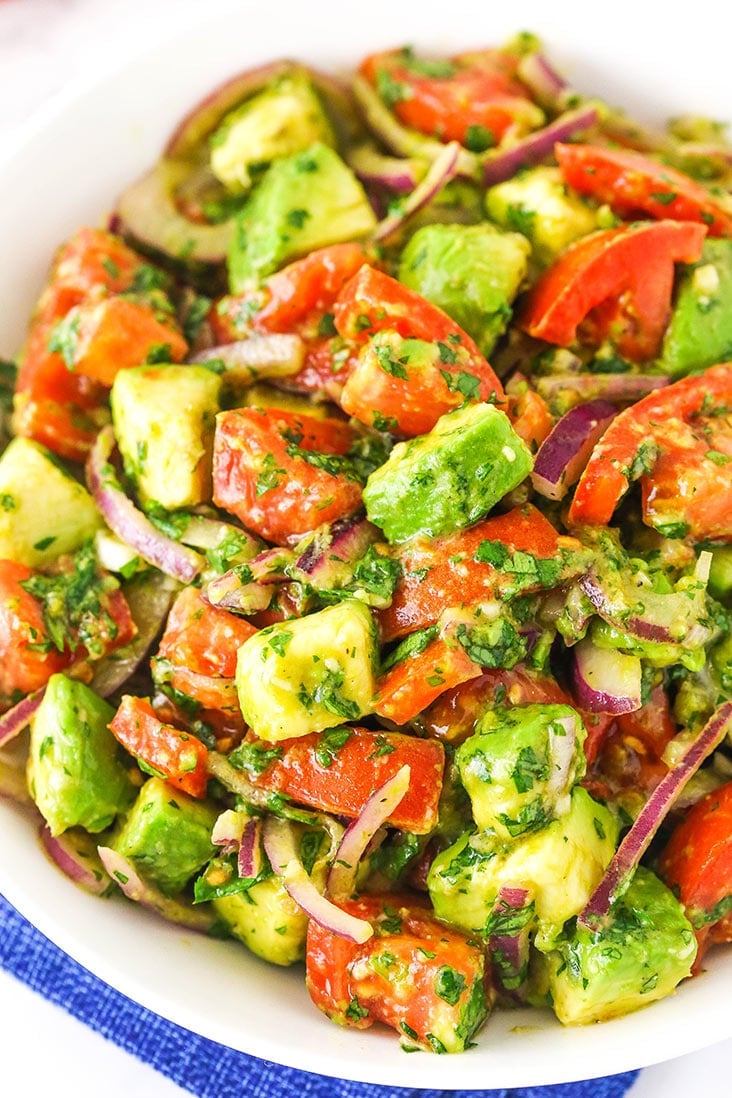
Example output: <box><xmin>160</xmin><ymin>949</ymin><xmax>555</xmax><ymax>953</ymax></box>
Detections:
<box><xmin>1</xmin><ymin>0</ymin><xmax>731</xmax><ymax>1087</ymax></box>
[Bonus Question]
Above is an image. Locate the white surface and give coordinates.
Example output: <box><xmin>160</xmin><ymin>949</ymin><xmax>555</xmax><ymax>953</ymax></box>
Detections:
<box><xmin>0</xmin><ymin>0</ymin><xmax>730</xmax><ymax>1093</ymax></box>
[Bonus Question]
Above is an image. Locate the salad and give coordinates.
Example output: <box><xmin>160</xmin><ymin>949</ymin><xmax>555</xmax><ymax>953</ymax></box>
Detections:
<box><xmin>1</xmin><ymin>32</ymin><xmax>731</xmax><ymax>1056</ymax></box>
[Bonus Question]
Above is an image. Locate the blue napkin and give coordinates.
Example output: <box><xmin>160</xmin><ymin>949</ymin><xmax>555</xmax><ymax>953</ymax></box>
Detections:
<box><xmin>0</xmin><ymin>891</ymin><xmax>637</xmax><ymax>1098</ymax></box>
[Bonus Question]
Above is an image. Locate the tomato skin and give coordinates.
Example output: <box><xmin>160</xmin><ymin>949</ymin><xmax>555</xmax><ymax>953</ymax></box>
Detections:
<box><xmin>306</xmin><ymin>892</ymin><xmax>490</xmax><ymax>1048</ymax></box>
<box><xmin>254</xmin><ymin>243</ymin><xmax>373</xmax><ymax>334</ymax></box>
<box><xmin>360</xmin><ymin>48</ymin><xmax>542</xmax><ymax>146</ymax></box>
<box><xmin>520</xmin><ymin>220</ymin><xmax>706</xmax><ymax>363</ymax></box>
<box><xmin>373</xmin><ymin>636</ymin><xmax>482</xmax><ymax>725</ymax></box>
<box><xmin>109</xmin><ymin>695</ymin><xmax>209</xmax><ymax>798</ymax></box>
<box><xmin>659</xmin><ymin>782</ymin><xmax>732</xmax><ymax>956</ymax></box>
<box><xmin>0</xmin><ymin>560</ymin><xmax>71</xmax><ymax>707</ymax></box>
<box><xmin>556</xmin><ymin>142</ymin><xmax>732</xmax><ymax>238</ymax></box>
<box><xmin>238</xmin><ymin>726</ymin><xmax>444</xmax><ymax>834</ymax></box>
<box><xmin>568</xmin><ymin>363</ymin><xmax>732</xmax><ymax>539</ymax></box>
<box><xmin>49</xmin><ymin>227</ymin><xmax>152</xmax><ymax>296</ymax></box>
<box><xmin>378</xmin><ymin>504</ymin><xmax>576</xmax><ymax>642</ymax></box>
<box><xmin>66</xmin><ymin>296</ymin><xmax>188</xmax><ymax>386</ymax></box>
<box><xmin>212</xmin><ymin>407</ymin><xmax>363</xmax><ymax>545</ymax></box>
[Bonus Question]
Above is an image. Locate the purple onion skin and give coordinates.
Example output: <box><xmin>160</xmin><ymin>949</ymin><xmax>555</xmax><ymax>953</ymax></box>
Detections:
<box><xmin>536</xmin><ymin>373</ymin><xmax>670</xmax><ymax>405</ymax></box>
<box><xmin>532</xmin><ymin>399</ymin><xmax>617</xmax><ymax>500</ymax></box>
<box><xmin>579</xmin><ymin>701</ymin><xmax>732</xmax><ymax>928</ymax></box>
<box><xmin>571</xmin><ymin>640</ymin><xmax>642</xmax><ymax>715</ymax></box>
<box><xmin>488</xmin><ymin>886</ymin><xmax>533</xmax><ymax>1004</ymax></box>
<box><xmin>483</xmin><ymin>106</ymin><xmax>598</xmax><ymax>187</ymax></box>
<box><xmin>295</xmin><ymin>512</ymin><xmax>375</xmax><ymax>583</ymax></box>
<box><xmin>238</xmin><ymin>817</ymin><xmax>263</xmax><ymax>880</ymax></box>
<box><xmin>0</xmin><ymin>688</ymin><xmax>45</xmax><ymax>748</ymax></box>
<box><xmin>372</xmin><ymin>141</ymin><xmax>461</xmax><ymax>243</ymax></box>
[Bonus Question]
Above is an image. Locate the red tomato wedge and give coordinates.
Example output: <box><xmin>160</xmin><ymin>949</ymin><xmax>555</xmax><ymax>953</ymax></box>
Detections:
<box><xmin>556</xmin><ymin>142</ymin><xmax>732</xmax><ymax>238</ymax></box>
<box><xmin>378</xmin><ymin>504</ymin><xmax>583</xmax><ymax>642</ymax></box>
<box><xmin>49</xmin><ymin>226</ymin><xmax>154</xmax><ymax>296</ymax></box>
<box><xmin>360</xmin><ymin>47</ymin><xmax>542</xmax><ymax>147</ymax></box>
<box><xmin>0</xmin><ymin>560</ymin><xmax>71</xmax><ymax>707</ymax></box>
<box><xmin>110</xmin><ymin>695</ymin><xmax>209</xmax><ymax>799</ymax></box>
<box><xmin>520</xmin><ymin>220</ymin><xmax>706</xmax><ymax>363</ymax></box>
<box><xmin>212</xmin><ymin>406</ymin><xmax>363</xmax><ymax>545</ymax></box>
<box><xmin>306</xmin><ymin>893</ymin><xmax>490</xmax><ymax>1050</ymax></box>
<box><xmin>568</xmin><ymin>363</ymin><xmax>732</xmax><ymax>540</ymax></box>
<box><xmin>373</xmin><ymin>636</ymin><xmax>482</xmax><ymax>725</ymax></box>
<box><xmin>234</xmin><ymin>726</ymin><xmax>444</xmax><ymax>834</ymax></box>
<box><xmin>659</xmin><ymin>781</ymin><xmax>732</xmax><ymax>956</ymax></box>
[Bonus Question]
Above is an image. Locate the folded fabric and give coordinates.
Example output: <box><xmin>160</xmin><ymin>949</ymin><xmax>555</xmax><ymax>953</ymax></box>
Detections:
<box><xmin>0</xmin><ymin>892</ymin><xmax>638</xmax><ymax>1098</ymax></box>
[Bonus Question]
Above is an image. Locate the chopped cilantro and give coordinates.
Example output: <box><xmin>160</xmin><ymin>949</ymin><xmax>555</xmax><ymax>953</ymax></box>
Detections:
<box><xmin>464</xmin><ymin>124</ymin><xmax>495</xmax><ymax>152</ymax></box>
<box><xmin>314</xmin><ymin>726</ymin><xmax>353</xmax><ymax>768</ymax></box>
<box><xmin>434</xmin><ymin>965</ymin><xmax>467</xmax><ymax>1005</ymax></box>
<box><xmin>255</xmin><ymin>452</ymin><xmax>286</xmax><ymax>496</ymax></box>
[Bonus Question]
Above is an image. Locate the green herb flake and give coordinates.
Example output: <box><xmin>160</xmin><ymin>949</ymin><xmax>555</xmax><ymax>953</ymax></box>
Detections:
<box><xmin>434</xmin><ymin>964</ymin><xmax>467</xmax><ymax>1006</ymax></box>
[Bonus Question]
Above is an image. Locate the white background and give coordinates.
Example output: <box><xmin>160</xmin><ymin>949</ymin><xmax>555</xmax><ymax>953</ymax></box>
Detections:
<box><xmin>0</xmin><ymin>1</ymin><xmax>730</xmax><ymax>1094</ymax></box>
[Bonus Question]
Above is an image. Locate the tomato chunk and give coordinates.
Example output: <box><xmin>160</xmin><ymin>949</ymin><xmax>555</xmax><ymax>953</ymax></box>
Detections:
<box><xmin>0</xmin><ymin>560</ymin><xmax>71</xmax><ymax>707</ymax></box>
<box><xmin>520</xmin><ymin>220</ymin><xmax>706</xmax><ymax>363</ymax></box>
<box><xmin>378</xmin><ymin>504</ymin><xmax>582</xmax><ymax>642</ymax></box>
<box><xmin>568</xmin><ymin>363</ymin><xmax>732</xmax><ymax>539</ymax></box>
<box><xmin>556</xmin><ymin>142</ymin><xmax>732</xmax><ymax>238</ymax></box>
<box><xmin>110</xmin><ymin>695</ymin><xmax>209</xmax><ymax>798</ymax></box>
<box><xmin>659</xmin><ymin>781</ymin><xmax>732</xmax><ymax>957</ymax></box>
<box><xmin>213</xmin><ymin>406</ymin><xmax>363</xmax><ymax>545</ymax></box>
<box><xmin>360</xmin><ymin>47</ymin><xmax>542</xmax><ymax>147</ymax></box>
<box><xmin>373</xmin><ymin>636</ymin><xmax>482</xmax><ymax>725</ymax></box>
<box><xmin>233</xmin><ymin>726</ymin><xmax>444</xmax><ymax>834</ymax></box>
<box><xmin>306</xmin><ymin>893</ymin><xmax>491</xmax><ymax>1052</ymax></box>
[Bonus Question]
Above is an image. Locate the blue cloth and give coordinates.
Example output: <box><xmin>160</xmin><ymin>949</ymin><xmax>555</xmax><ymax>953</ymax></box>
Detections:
<box><xmin>0</xmin><ymin>891</ymin><xmax>637</xmax><ymax>1098</ymax></box>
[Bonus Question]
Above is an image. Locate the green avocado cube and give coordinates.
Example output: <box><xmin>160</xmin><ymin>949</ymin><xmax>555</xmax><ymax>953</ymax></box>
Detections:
<box><xmin>210</xmin><ymin>74</ymin><xmax>336</xmax><ymax>194</ymax></box>
<box><xmin>484</xmin><ymin>165</ymin><xmax>599</xmax><ymax>265</ymax></box>
<box><xmin>362</xmin><ymin>402</ymin><xmax>533</xmax><ymax>543</ymax></box>
<box><xmin>427</xmin><ymin>787</ymin><xmax>618</xmax><ymax>950</ymax></box>
<box><xmin>236</xmin><ymin>599</ymin><xmax>378</xmax><ymax>741</ymax></box>
<box><xmin>660</xmin><ymin>238</ymin><xmax>732</xmax><ymax>376</ymax></box>
<box><xmin>213</xmin><ymin>876</ymin><xmax>309</xmax><ymax>966</ymax></box>
<box><xmin>27</xmin><ymin>674</ymin><xmax>135</xmax><ymax>836</ymax></box>
<box><xmin>543</xmin><ymin>868</ymin><xmax>697</xmax><ymax>1025</ymax></box>
<box><xmin>111</xmin><ymin>777</ymin><xmax>217</xmax><ymax>895</ymax></box>
<box><xmin>456</xmin><ymin>704</ymin><xmax>587</xmax><ymax>841</ymax></box>
<box><xmin>0</xmin><ymin>437</ymin><xmax>101</xmax><ymax>567</ymax></box>
<box><xmin>111</xmin><ymin>363</ymin><xmax>221</xmax><ymax>510</ymax></box>
<box><xmin>398</xmin><ymin>223</ymin><xmax>530</xmax><ymax>357</ymax></box>
<box><xmin>227</xmin><ymin>143</ymin><xmax>376</xmax><ymax>291</ymax></box>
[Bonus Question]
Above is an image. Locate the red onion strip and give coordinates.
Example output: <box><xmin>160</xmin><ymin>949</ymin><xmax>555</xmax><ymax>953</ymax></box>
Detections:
<box><xmin>327</xmin><ymin>765</ymin><xmax>411</xmax><ymax>900</ymax></box>
<box><xmin>579</xmin><ymin>702</ymin><xmax>732</xmax><ymax>927</ymax></box>
<box><xmin>191</xmin><ymin>334</ymin><xmax>305</xmax><ymax>380</ymax></box>
<box><xmin>571</xmin><ymin>637</ymin><xmax>642</xmax><ymax>714</ymax></box>
<box><xmin>238</xmin><ymin>817</ymin><xmax>263</xmax><ymax>880</ymax></box>
<box><xmin>488</xmin><ymin>885</ymin><xmax>534</xmax><ymax>1004</ymax></box>
<box><xmin>516</xmin><ymin>52</ymin><xmax>569</xmax><ymax>108</ymax></box>
<box><xmin>532</xmin><ymin>400</ymin><xmax>617</xmax><ymax>501</ymax></box>
<box><xmin>41</xmin><ymin>826</ymin><xmax>111</xmax><ymax>895</ymax></box>
<box><xmin>262</xmin><ymin>815</ymin><xmax>373</xmax><ymax>944</ymax></box>
<box><xmin>0</xmin><ymin>688</ymin><xmax>45</xmax><ymax>748</ymax></box>
<box><xmin>372</xmin><ymin>142</ymin><xmax>461</xmax><ymax>243</ymax></box>
<box><xmin>536</xmin><ymin>373</ymin><xmax>670</xmax><ymax>405</ymax></box>
<box><xmin>482</xmin><ymin>105</ymin><xmax>598</xmax><ymax>186</ymax></box>
<box><xmin>98</xmin><ymin>846</ymin><xmax>215</xmax><ymax>932</ymax></box>
<box><xmin>86</xmin><ymin>427</ymin><xmax>203</xmax><ymax>584</ymax></box>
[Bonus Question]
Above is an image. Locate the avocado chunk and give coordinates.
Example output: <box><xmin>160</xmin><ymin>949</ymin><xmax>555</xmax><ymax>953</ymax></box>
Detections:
<box><xmin>362</xmin><ymin>402</ymin><xmax>533</xmax><ymax>543</ymax></box>
<box><xmin>456</xmin><ymin>704</ymin><xmax>587</xmax><ymax>841</ymax></box>
<box><xmin>227</xmin><ymin>143</ymin><xmax>377</xmax><ymax>291</ymax></box>
<box><xmin>542</xmin><ymin>868</ymin><xmax>697</xmax><ymax>1025</ymax></box>
<box><xmin>111</xmin><ymin>777</ymin><xmax>217</xmax><ymax>895</ymax></box>
<box><xmin>27</xmin><ymin>674</ymin><xmax>135</xmax><ymax>836</ymax></box>
<box><xmin>398</xmin><ymin>223</ymin><xmax>530</xmax><ymax>357</ymax></box>
<box><xmin>484</xmin><ymin>165</ymin><xmax>599</xmax><ymax>265</ymax></box>
<box><xmin>660</xmin><ymin>238</ymin><xmax>732</xmax><ymax>376</ymax></box>
<box><xmin>0</xmin><ymin>437</ymin><xmax>101</xmax><ymax>567</ymax></box>
<box><xmin>213</xmin><ymin>875</ymin><xmax>309</xmax><ymax>965</ymax></box>
<box><xmin>209</xmin><ymin>74</ymin><xmax>336</xmax><ymax>194</ymax></box>
<box><xmin>236</xmin><ymin>599</ymin><xmax>378</xmax><ymax>741</ymax></box>
<box><xmin>427</xmin><ymin>787</ymin><xmax>618</xmax><ymax>950</ymax></box>
<box><xmin>111</xmin><ymin>363</ymin><xmax>221</xmax><ymax>510</ymax></box>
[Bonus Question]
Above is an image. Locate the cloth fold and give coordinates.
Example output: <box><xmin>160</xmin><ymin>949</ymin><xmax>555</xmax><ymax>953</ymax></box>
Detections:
<box><xmin>0</xmin><ymin>892</ymin><xmax>637</xmax><ymax>1098</ymax></box>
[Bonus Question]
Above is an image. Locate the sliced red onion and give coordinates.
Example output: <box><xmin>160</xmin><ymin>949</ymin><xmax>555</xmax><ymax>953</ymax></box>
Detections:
<box><xmin>238</xmin><ymin>817</ymin><xmax>263</xmax><ymax>880</ymax></box>
<box><xmin>326</xmin><ymin>765</ymin><xmax>411</xmax><ymax>901</ymax></box>
<box><xmin>91</xmin><ymin>573</ymin><xmax>179</xmax><ymax>699</ymax></box>
<box><xmin>482</xmin><ymin>105</ymin><xmax>598</xmax><ymax>186</ymax></box>
<box><xmin>488</xmin><ymin>885</ymin><xmax>535</xmax><ymax>1004</ymax></box>
<box><xmin>289</xmin><ymin>513</ymin><xmax>378</xmax><ymax>590</ymax></box>
<box><xmin>579</xmin><ymin>701</ymin><xmax>732</xmax><ymax>927</ymax></box>
<box><xmin>372</xmin><ymin>141</ymin><xmax>462</xmax><ymax>243</ymax></box>
<box><xmin>0</xmin><ymin>688</ymin><xmax>45</xmax><ymax>748</ymax></box>
<box><xmin>516</xmin><ymin>52</ymin><xmax>569</xmax><ymax>109</ymax></box>
<box><xmin>178</xmin><ymin>514</ymin><xmax>261</xmax><ymax>558</ymax></box>
<box><xmin>211</xmin><ymin>808</ymin><xmax>247</xmax><ymax>849</ymax></box>
<box><xmin>546</xmin><ymin>714</ymin><xmax>580</xmax><ymax>815</ymax></box>
<box><xmin>535</xmin><ymin>373</ymin><xmax>670</xmax><ymax>405</ymax></box>
<box><xmin>248</xmin><ymin>545</ymin><xmax>296</xmax><ymax>583</ymax></box>
<box><xmin>191</xmin><ymin>334</ymin><xmax>305</xmax><ymax>381</ymax></box>
<box><xmin>532</xmin><ymin>400</ymin><xmax>617</xmax><ymax>501</ymax></box>
<box><xmin>97</xmin><ymin>846</ymin><xmax>215</xmax><ymax>932</ymax></box>
<box><xmin>262</xmin><ymin>815</ymin><xmax>373</xmax><ymax>943</ymax></box>
<box><xmin>348</xmin><ymin>144</ymin><xmax>426</xmax><ymax>194</ymax></box>
<box><xmin>41</xmin><ymin>826</ymin><xmax>112</xmax><ymax>896</ymax></box>
<box><xmin>203</xmin><ymin>568</ymin><xmax>274</xmax><ymax>614</ymax></box>
<box><xmin>351</xmin><ymin>73</ymin><xmax>479</xmax><ymax>179</ymax></box>
<box><xmin>87</xmin><ymin>427</ymin><xmax>203</xmax><ymax>584</ymax></box>
<box><xmin>571</xmin><ymin>637</ymin><xmax>642</xmax><ymax>714</ymax></box>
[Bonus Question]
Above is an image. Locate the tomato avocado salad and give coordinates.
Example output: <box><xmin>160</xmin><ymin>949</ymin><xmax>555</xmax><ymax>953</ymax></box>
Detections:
<box><xmin>1</xmin><ymin>32</ymin><xmax>732</xmax><ymax>1054</ymax></box>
